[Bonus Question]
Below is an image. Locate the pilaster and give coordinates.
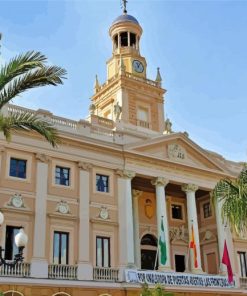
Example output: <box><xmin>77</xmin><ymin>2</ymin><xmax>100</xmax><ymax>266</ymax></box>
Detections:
<box><xmin>77</xmin><ymin>162</ymin><xmax>93</xmax><ymax>280</ymax></box>
<box><xmin>31</xmin><ymin>154</ymin><xmax>49</xmax><ymax>278</ymax></box>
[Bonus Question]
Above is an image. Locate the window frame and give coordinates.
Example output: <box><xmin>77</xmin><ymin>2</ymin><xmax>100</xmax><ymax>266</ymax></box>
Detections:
<box><xmin>53</xmin><ymin>231</ymin><xmax>69</xmax><ymax>265</ymax></box>
<box><xmin>203</xmin><ymin>201</ymin><xmax>212</xmax><ymax>219</ymax></box>
<box><xmin>55</xmin><ymin>165</ymin><xmax>70</xmax><ymax>187</ymax></box>
<box><xmin>9</xmin><ymin>158</ymin><xmax>27</xmax><ymax>179</ymax></box>
<box><xmin>51</xmin><ymin>160</ymin><xmax>75</xmax><ymax>190</ymax></box>
<box><xmin>4</xmin><ymin>225</ymin><xmax>21</xmax><ymax>260</ymax></box>
<box><xmin>93</xmin><ymin>168</ymin><xmax>114</xmax><ymax>197</ymax></box>
<box><xmin>238</xmin><ymin>251</ymin><xmax>247</xmax><ymax>277</ymax></box>
<box><xmin>96</xmin><ymin>174</ymin><xmax>109</xmax><ymax>193</ymax></box>
<box><xmin>171</xmin><ymin>204</ymin><xmax>183</xmax><ymax>220</ymax></box>
<box><xmin>96</xmin><ymin>236</ymin><xmax>111</xmax><ymax>268</ymax></box>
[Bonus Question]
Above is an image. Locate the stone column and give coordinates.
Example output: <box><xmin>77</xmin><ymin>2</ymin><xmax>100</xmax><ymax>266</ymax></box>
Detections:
<box><xmin>151</xmin><ymin>177</ymin><xmax>171</xmax><ymax>271</ymax></box>
<box><xmin>182</xmin><ymin>184</ymin><xmax>203</xmax><ymax>273</ymax></box>
<box><xmin>132</xmin><ymin>189</ymin><xmax>143</xmax><ymax>268</ymax></box>
<box><xmin>31</xmin><ymin>154</ymin><xmax>49</xmax><ymax>278</ymax></box>
<box><xmin>116</xmin><ymin>169</ymin><xmax>136</xmax><ymax>279</ymax></box>
<box><xmin>77</xmin><ymin>162</ymin><xmax>93</xmax><ymax>280</ymax></box>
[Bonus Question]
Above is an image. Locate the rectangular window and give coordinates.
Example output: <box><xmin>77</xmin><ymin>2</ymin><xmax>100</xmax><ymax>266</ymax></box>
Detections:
<box><xmin>53</xmin><ymin>231</ymin><xmax>69</xmax><ymax>264</ymax></box>
<box><xmin>96</xmin><ymin>174</ymin><xmax>109</xmax><ymax>193</ymax></box>
<box><xmin>96</xmin><ymin>236</ymin><xmax>110</xmax><ymax>267</ymax></box>
<box><xmin>9</xmin><ymin>158</ymin><xmax>27</xmax><ymax>179</ymax></box>
<box><xmin>5</xmin><ymin>226</ymin><xmax>21</xmax><ymax>260</ymax></box>
<box><xmin>203</xmin><ymin>202</ymin><xmax>212</xmax><ymax>218</ymax></box>
<box><xmin>171</xmin><ymin>204</ymin><xmax>183</xmax><ymax>220</ymax></box>
<box><xmin>238</xmin><ymin>252</ymin><xmax>247</xmax><ymax>277</ymax></box>
<box><xmin>55</xmin><ymin>166</ymin><xmax>70</xmax><ymax>186</ymax></box>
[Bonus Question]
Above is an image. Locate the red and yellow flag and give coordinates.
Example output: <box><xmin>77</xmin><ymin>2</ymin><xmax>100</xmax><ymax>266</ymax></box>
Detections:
<box><xmin>189</xmin><ymin>225</ymin><xmax>198</xmax><ymax>268</ymax></box>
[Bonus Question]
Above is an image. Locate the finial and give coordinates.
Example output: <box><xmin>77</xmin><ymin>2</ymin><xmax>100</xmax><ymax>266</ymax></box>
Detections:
<box><xmin>121</xmin><ymin>0</ymin><xmax>128</xmax><ymax>14</ymax></box>
<box><xmin>155</xmin><ymin>67</ymin><xmax>162</xmax><ymax>86</ymax></box>
<box><xmin>94</xmin><ymin>74</ymin><xmax>100</xmax><ymax>93</ymax></box>
<box><xmin>164</xmin><ymin>118</ymin><xmax>172</xmax><ymax>134</ymax></box>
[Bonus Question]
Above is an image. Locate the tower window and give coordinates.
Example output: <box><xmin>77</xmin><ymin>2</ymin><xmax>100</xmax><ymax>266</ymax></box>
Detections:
<box><xmin>130</xmin><ymin>33</ymin><xmax>136</xmax><ymax>46</ymax></box>
<box><xmin>114</xmin><ymin>34</ymin><xmax>118</xmax><ymax>48</ymax></box>
<box><xmin>120</xmin><ymin>32</ymin><xmax>128</xmax><ymax>47</ymax></box>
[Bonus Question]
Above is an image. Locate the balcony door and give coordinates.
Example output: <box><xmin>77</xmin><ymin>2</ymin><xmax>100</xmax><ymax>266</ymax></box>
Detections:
<box><xmin>141</xmin><ymin>234</ymin><xmax>158</xmax><ymax>270</ymax></box>
<box><xmin>53</xmin><ymin>231</ymin><xmax>69</xmax><ymax>265</ymax></box>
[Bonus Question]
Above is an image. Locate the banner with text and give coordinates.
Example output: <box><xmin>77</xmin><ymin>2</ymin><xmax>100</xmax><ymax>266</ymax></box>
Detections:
<box><xmin>125</xmin><ymin>269</ymin><xmax>235</xmax><ymax>289</ymax></box>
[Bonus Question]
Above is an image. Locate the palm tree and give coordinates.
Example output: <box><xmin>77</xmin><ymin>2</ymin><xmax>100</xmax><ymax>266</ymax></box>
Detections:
<box><xmin>0</xmin><ymin>49</ymin><xmax>67</xmax><ymax>147</ymax></box>
<box><xmin>212</xmin><ymin>165</ymin><xmax>247</xmax><ymax>234</ymax></box>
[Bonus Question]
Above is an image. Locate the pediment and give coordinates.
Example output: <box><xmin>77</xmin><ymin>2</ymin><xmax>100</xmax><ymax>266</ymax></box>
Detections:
<box><xmin>124</xmin><ymin>133</ymin><xmax>226</xmax><ymax>173</ymax></box>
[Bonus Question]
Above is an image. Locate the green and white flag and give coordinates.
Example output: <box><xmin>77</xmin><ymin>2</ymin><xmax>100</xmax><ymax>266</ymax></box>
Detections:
<box><xmin>159</xmin><ymin>218</ymin><xmax>167</xmax><ymax>265</ymax></box>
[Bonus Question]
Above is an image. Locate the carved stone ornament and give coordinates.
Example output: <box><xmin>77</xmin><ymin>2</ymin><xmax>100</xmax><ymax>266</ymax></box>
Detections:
<box><xmin>56</xmin><ymin>201</ymin><xmax>70</xmax><ymax>214</ymax></box>
<box><xmin>151</xmin><ymin>177</ymin><xmax>169</xmax><ymax>187</ymax></box>
<box><xmin>78</xmin><ymin>162</ymin><xmax>92</xmax><ymax>171</ymax></box>
<box><xmin>202</xmin><ymin>230</ymin><xmax>216</xmax><ymax>242</ymax></box>
<box><xmin>168</xmin><ymin>144</ymin><xmax>186</xmax><ymax>161</ymax></box>
<box><xmin>36</xmin><ymin>153</ymin><xmax>50</xmax><ymax>163</ymax></box>
<box><xmin>132</xmin><ymin>189</ymin><xmax>143</xmax><ymax>199</ymax></box>
<box><xmin>8</xmin><ymin>193</ymin><xmax>25</xmax><ymax>208</ymax></box>
<box><xmin>144</xmin><ymin>198</ymin><xmax>154</xmax><ymax>219</ymax></box>
<box><xmin>115</xmin><ymin>169</ymin><xmax>136</xmax><ymax>179</ymax></box>
<box><xmin>99</xmin><ymin>206</ymin><xmax>109</xmax><ymax>220</ymax></box>
<box><xmin>169</xmin><ymin>225</ymin><xmax>189</xmax><ymax>243</ymax></box>
<box><xmin>181</xmin><ymin>183</ymin><xmax>198</xmax><ymax>193</ymax></box>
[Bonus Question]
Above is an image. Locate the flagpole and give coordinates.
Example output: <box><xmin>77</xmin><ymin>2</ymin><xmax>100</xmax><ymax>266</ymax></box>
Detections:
<box><xmin>154</xmin><ymin>242</ymin><xmax>159</xmax><ymax>270</ymax></box>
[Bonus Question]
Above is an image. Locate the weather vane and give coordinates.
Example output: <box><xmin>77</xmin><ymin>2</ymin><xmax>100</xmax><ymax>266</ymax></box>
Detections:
<box><xmin>121</xmin><ymin>0</ymin><xmax>128</xmax><ymax>14</ymax></box>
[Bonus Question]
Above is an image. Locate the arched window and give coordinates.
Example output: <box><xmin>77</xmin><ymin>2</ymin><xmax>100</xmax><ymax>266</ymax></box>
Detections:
<box><xmin>3</xmin><ymin>292</ymin><xmax>24</xmax><ymax>296</ymax></box>
<box><xmin>140</xmin><ymin>233</ymin><xmax>158</xmax><ymax>270</ymax></box>
<box><xmin>52</xmin><ymin>293</ymin><xmax>71</xmax><ymax>296</ymax></box>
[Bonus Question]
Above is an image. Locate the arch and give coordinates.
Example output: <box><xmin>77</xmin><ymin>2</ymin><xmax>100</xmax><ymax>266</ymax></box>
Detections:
<box><xmin>140</xmin><ymin>233</ymin><xmax>158</xmax><ymax>270</ymax></box>
<box><xmin>52</xmin><ymin>293</ymin><xmax>71</xmax><ymax>296</ymax></box>
<box><xmin>3</xmin><ymin>291</ymin><xmax>24</xmax><ymax>296</ymax></box>
<box><xmin>99</xmin><ymin>294</ymin><xmax>112</xmax><ymax>296</ymax></box>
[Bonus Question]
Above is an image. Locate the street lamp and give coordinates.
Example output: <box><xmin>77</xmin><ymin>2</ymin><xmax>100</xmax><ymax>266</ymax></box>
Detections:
<box><xmin>0</xmin><ymin>211</ymin><xmax>28</xmax><ymax>267</ymax></box>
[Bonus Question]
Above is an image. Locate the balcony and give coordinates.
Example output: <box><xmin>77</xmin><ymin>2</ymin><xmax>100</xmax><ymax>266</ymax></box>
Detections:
<box><xmin>240</xmin><ymin>277</ymin><xmax>247</xmax><ymax>289</ymax></box>
<box><xmin>0</xmin><ymin>262</ymin><xmax>30</xmax><ymax>277</ymax></box>
<box><xmin>48</xmin><ymin>264</ymin><xmax>77</xmax><ymax>280</ymax></box>
<box><xmin>93</xmin><ymin>267</ymin><xmax>119</xmax><ymax>282</ymax></box>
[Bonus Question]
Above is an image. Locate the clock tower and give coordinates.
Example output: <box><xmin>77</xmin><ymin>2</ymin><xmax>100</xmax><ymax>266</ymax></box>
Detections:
<box><xmin>90</xmin><ymin>5</ymin><xmax>166</xmax><ymax>135</ymax></box>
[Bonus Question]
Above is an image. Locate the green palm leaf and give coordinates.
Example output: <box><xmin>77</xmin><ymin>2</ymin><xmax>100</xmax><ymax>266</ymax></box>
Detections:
<box><xmin>212</xmin><ymin>165</ymin><xmax>247</xmax><ymax>234</ymax></box>
<box><xmin>0</xmin><ymin>113</ymin><xmax>60</xmax><ymax>147</ymax></box>
<box><xmin>0</xmin><ymin>50</ymin><xmax>66</xmax><ymax>146</ymax></box>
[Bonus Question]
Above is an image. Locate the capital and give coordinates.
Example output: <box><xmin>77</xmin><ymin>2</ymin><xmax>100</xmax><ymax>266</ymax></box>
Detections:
<box><xmin>115</xmin><ymin>169</ymin><xmax>135</xmax><ymax>179</ymax></box>
<box><xmin>151</xmin><ymin>177</ymin><xmax>169</xmax><ymax>187</ymax></box>
<box><xmin>78</xmin><ymin>161</ymin><xmax>92</xmax><ymax>171</ymax></box>
<box><xmin>35</xmin><ymin>153</ymin><xmax>50</xmax><ymax>163</ymax></box>
<box><xmin>132</xmin><ymin>189</ymin><xmax>143</xmax><ymax>199</ymax></box>
<box><xmin>181</xmin><ymin>183</ymin><xmax>198</xmax><ymax>193</ymax></box>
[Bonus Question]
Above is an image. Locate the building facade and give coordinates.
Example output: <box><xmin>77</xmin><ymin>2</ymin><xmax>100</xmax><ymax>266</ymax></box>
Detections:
<box><xmin>0</xmin><ymin>7</ymin><xmax>247</xmax><ymax>296</ymax></box>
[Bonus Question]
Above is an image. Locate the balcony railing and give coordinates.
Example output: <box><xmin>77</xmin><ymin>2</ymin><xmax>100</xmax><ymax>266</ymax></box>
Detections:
<box><xmin>93</xmin><ymin>267</ymin><xmax>119</xmax><ymax>282</ymax></box>
<box><xmin>48</xmin><ymin>264</ymin><xmax>77</xmax><ymax>280</ymax></box>
<box><xmin>137</xmin><ymin>119</ymin><xmax>150</xmax><ymax>129</ymax></box>
<box><xmin>240</xmin><ymin>277</ymin><xmax>247</xmax><ymax>289</ymax></box>
<box><xmin>0</xmin><ymin>262</ymin><xmax>30</xmax><ymax>277</ymax></box>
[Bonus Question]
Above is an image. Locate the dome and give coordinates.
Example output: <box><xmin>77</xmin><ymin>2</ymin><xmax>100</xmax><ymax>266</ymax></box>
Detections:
<box><xmin>112</xmin><ymin>14</ymin><xmax>139</xmax><ymax>25</ymax></box>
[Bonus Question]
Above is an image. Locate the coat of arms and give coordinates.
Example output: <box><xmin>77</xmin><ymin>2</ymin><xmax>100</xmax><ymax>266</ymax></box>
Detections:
<box><xmin>144</xmin><ymin>199</ymin><xmax>154</xmax><ymax>219</ymax></box>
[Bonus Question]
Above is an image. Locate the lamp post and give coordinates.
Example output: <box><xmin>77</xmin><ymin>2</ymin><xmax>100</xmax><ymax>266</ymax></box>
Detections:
<box><xmin>0</xmin><ymin>211</ymin><xmax>28</xmax><ymax>267</ymax></box>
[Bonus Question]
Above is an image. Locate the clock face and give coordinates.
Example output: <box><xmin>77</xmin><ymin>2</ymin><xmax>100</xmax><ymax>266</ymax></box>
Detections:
<box><xmin>132</xmin><ymin>60</ymin><xmax>144</xmax><ymax>73</ymax></box>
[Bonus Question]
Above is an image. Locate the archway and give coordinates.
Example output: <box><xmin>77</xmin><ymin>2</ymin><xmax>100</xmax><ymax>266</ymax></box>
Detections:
<box><xmin>3</xmin><ymin>292</ymin><xmax>24</xmax><ymax>296</ymax></box>
<box><xmin>141</xmin><ymin>233</ymin><xmax>158</xmax><ymax>270</ymax></box>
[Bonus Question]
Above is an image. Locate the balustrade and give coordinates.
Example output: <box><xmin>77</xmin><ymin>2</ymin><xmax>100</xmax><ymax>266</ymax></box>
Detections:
<box><xmin>48</xmin><ymin>264</ymin><xmax>77</xmax><ymax>280</ymax></box>
<box><xmin>0</xmin><ymin>262</ymin><xmax>30</xmax><ymax>277</ymax></box>
<box><xmin>93</xmin><ymin>267</ymin><xmax>119</xmax><ymax>282</ymax></box>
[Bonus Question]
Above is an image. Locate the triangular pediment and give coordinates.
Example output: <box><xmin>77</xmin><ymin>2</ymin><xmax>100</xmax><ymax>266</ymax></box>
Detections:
<box><xmin>124</xmin><ymin>133</ymin><xmax>226</xmax><ymax>173</ymax></box>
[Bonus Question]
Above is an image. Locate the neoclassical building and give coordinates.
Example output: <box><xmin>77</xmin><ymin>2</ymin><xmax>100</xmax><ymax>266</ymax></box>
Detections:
<box><xmin>0</xmin><ymin>5</ymin><xmax>246</xmax><ymax>296</ymax></box>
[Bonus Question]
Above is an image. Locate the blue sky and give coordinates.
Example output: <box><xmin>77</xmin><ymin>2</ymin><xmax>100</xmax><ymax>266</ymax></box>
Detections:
<box><xmin>0</xmin><ymin>0</ymin><xmax>246</xmax><ymax>162</ymax></box>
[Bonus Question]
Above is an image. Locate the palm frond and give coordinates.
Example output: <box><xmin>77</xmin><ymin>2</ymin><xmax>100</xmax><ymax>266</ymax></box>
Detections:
<box><xmin>0</xmin><ymin>113</ymin><xmax>61</xmax><ymax>147</ymax></box>
<box><xmin>212</xmin><ymin>167</ymin><xmax>247</xmax><ymax>233</ymax></box>
<box><xmin>0</xmin><ymin>65</ymin><xmax>67</xmax><ymax>108</ymax></box>
<box><xmin>0</xmin><ymin>51</ymin><xmax>47</xmax><ymax>90</ymax></box>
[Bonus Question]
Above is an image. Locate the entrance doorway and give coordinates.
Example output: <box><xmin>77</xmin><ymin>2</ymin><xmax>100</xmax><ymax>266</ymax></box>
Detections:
<box><xmin>175</xmin><ymin>254</ymin><xmax>185</xmax><ymax>272</ymax></box>
<box><xmin>141</xmin><ymin>234</ymin><xmax>158</xmax><ymax>270</ymax></box>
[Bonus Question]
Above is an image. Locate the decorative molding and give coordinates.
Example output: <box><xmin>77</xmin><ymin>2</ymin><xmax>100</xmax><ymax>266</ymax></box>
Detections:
<box><xmin>0</xmin><ymin>145</ymin><xmax>5</xmax><ymax>153</ymax></box>
<box><xmin>98</xmin><ymin>206</ymin><xmax>110</xmax><ymax>220</ymax></box>
<box><xmin>115</xmin><ymin>169</ymin><xmax>135</xmax><ymax>179</ymax></box>
<box><xmin>78</xmin><ymin>161</ymin><xmax>92</xmax><ymax>171</ymax></box>
<box><xmin>151</xmin><ymin>177</ymin><xmax>169</xmax><ymax>187</ymax></box>
<box><xmin>35</xmin><ymin>153</ymin><xmax>50</xmax><ymax>163</ymax></box>
<box><xmin>169</xmin><ymin>225</ymin><xmax>189</xmax><ymax>243</ymax></box>
<box><xmin>90</xmin><ymin>218</ymin><xmax>118</xmax><ymax>226</ymax></box>
<box><xmin>168</xmin><ymin>143</ymin><xmax>187</xmax><ymax>161</ymax></box>
<box><xmin>7</xmin><ymin>193</ymin><xmax>25</xmax><ymax>208</ymax></box>
<box><xmin>132</xmin><ymin>189</ymin><xmax>143</xmax><ymax>199</ymax></box>
<box><xmin>181</xmin><ymin>183</ymin><xmax>198</xmax><ymax>193</ymax></box>
<box><xmin>55</xmin><ymin>200</ymin><xmax>70</xmax><ymax>214</ymax></box>
<box><xmin>201</xmin><ymin>230</ymin><xmax>217</xmax><ymax>243</ymax></box>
